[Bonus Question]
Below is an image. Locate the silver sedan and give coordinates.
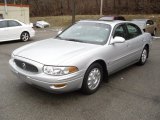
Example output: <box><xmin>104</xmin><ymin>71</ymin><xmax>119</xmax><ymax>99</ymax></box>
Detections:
<box><xmin>9</xmin><ymin>20</ymin><xmax>152</xmax><ymax>94</ymax></box>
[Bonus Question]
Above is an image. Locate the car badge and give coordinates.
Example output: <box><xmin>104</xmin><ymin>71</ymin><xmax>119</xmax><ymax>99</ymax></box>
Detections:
<box><xmin>22</xmin><ymin>63</ymin><xmax>26</xmax><ymax>70</ymax></box>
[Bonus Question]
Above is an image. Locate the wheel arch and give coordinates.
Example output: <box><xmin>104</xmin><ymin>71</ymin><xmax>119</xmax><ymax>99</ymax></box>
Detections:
<box><xmin>20</xmin><ymin>31</ymin><xmax>30</xmax><ymax>41</ymax></box>
<box><xmin>21</xmin><ymin>31</ymin><xmax>30</xmax><ymax>37</ymax></box>
<box><xmin>144</xmin><ymin>44</ymin><xmax>149</xmax><ymax>58</ymax></box>
<box><xmin>90</xmin><ymin>59</ymin><xmax>108</xmax><ymax>81</ymax></box>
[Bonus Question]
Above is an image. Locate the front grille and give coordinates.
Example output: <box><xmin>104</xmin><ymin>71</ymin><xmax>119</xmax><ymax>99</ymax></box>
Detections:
<box><xmin>14</xmin><ymin>59</ymin><xmax>38</xmax><ymax>73</ymax></box>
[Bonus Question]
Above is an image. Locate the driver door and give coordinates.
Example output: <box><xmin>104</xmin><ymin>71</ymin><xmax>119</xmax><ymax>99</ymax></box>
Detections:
<box><xmin>107</xmin><ymin>24</ymin><xmax>130</xmax><ymax>74</ymax></box>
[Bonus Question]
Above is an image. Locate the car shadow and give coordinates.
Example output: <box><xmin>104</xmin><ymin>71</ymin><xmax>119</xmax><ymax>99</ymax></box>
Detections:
<box><xmin>107</xmin><ymin>64</ymin><xmax>138</xmax><ymax>83</ymax></box>
<box><xmin>0</xmin><ymin>39</ymin><xmax>34</xmax><ymax>45</ymax></box>
<box><xmin>17</xmin><ymin>81</ymin><xmax>85</xmax><ymax>100</ymax></box>
<box><xmin>16</xmin><ymin>64</ymin><xmax>139</xmax><ymax>99</ymax></box>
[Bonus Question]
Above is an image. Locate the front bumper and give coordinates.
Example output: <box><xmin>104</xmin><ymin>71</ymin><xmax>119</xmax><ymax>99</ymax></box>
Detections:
<box><xmin>9</xmin><ymin>57</ymin><xmax>85</xmax><ymax>93</ymax></box>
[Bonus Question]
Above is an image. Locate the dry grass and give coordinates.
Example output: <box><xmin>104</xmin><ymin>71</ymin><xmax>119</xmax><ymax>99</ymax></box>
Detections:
<box><xmin>124</xmin><ymin>14</ymin><xmax>160</xmax><ymax>35</ymax></box>
<box><xmin>31</xmin><ymin>15</ymin><xmax>160</xmax><ymax>34</ymax></box>
<box><xmin>30</xmin><ymin>15</ymin><xmax>100</xmax><ymax>27</ymax></box>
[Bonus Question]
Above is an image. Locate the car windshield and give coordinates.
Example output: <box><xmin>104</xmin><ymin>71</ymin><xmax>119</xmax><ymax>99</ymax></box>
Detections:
<box><xmin>57</xmin><ymin>22</ymin><xmax>111</xmax><ymax>45</ymax></box>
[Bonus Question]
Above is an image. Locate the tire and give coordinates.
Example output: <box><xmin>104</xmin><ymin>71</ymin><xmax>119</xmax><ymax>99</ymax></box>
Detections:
<box><xmin>137</xmin><ymin>46</ymin><xmax>148</xmax><ymax>65</ymax></box>
<box><xmin>81</xmin><ymin>63</ymin><xmax>103</xmax><ymax>95</ymax></box>
<box><xmin>21</xmin><ymin>32</ymin><xmax>30</xmax><ymax>42</ymax></box>
<box><xmin>152</xmin><ymin>29</ymin><xmax>156</xmax><ymax>36</ymax></box>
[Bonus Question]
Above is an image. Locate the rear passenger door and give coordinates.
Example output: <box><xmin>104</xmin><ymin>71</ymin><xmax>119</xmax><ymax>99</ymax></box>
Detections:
<box><xmin>125</xmin><ymin>23</ymin><xmax>143</xmax><ymax>62</ymax></box>
<box><xmin>0</xmin><ymin>21</ymin><xmax>8</xmax><ymax>42</ymax></box>
<box><xmin>7</xmin><ymin>20</ymin><xmax>22</xmax><ymax>40</ymax></box>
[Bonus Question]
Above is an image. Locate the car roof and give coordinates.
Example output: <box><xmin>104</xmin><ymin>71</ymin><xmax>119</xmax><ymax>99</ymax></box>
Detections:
<box><xmin>0</xmin><ymin>19</ymin><xmax>19</xmax><ymax>22</ymax></box>
<box><xmin>78</xmin><ymin>20</ymin><xmax>129</xmax><ymax>27</ymax></box>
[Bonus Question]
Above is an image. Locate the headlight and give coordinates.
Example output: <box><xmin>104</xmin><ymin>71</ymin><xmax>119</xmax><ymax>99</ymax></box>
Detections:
<box><xmin>43</xmin><ymin>66</ymin><xmax>78</xmax><ymax>76</ymax></box>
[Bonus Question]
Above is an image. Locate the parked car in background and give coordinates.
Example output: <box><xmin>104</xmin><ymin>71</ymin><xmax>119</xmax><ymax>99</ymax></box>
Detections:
<box><xmin>132</xmin><ymin>19</ymin><xmax>157</xmax><ymax>36</ymax></box>
<box><xmin>35</xmin><ymin>20</ymin><xmax>50</xmax><ymax>28</ymax></box>
<box><xmin>99</xmin><ymin>16</ymin><xmax>126</xmax><ymax>21</ymax></box>
<box><xmin>0</xmin><ymin>19</ymin><xmax>35</xmax><ymax>42</ymax></box>
<box><xmin>9</xmin><ymin>20</ymin><xmax>152</xmax><ymax>95</ymax></box>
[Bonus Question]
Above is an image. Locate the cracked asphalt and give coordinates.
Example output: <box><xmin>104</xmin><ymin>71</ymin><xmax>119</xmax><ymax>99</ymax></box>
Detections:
<box><xmin>0</xmin><ymin>29</ymin><xmax>160</xmax><ymax>120</ymax></box>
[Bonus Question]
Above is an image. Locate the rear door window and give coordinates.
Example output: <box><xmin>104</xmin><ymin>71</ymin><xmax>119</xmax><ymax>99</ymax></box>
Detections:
<box><xmin>8</xmin><ymin>20</ymin><xmax>21</xmax><ymax>27</ymax></box>
<box><xmin>126</xmin><ymin>23</ymin><xmax>142</xmax><ymax>39</ymax></box>
<box><xmin>0</xmin><ymin>21</ymin><xmax>8</xmax><ymax>28</ymax></box>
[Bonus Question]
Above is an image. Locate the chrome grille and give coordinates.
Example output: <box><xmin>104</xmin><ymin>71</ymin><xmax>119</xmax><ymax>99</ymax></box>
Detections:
<box><xmin>14</xmin><ymin>59</ymin><xmax>38</xmax><ymax>73</ymax></box>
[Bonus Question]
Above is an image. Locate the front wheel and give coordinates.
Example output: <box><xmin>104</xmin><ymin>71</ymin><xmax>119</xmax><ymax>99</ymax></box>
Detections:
<box><xmin>21</xmin><ymin>32</ymin><xmax>30</xmax><ymax>42</ymax></box>
<box><xmin>81</xmin><ymin>63</ymin><xmax>103</xmax><ymax>95</ymax></box>
<box><xmin>137</xmin><ymin>47</ymin><xmax>148</xmax><ymax>65</ymax></box>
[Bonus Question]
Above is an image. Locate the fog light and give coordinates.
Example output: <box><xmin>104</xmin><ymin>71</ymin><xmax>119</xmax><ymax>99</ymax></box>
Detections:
<box><xmin>50</xmin><ymin>83</ymin><xmax>67</xmax><ymax>89</ymax></box>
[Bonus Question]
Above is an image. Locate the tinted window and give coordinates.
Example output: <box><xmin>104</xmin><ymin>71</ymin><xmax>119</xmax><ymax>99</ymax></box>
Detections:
<box><xmin>126</xmin><ymin>24</ymin><xmax>142</xmax><ymax>39</ymax></box>
<box><xmin>8</xmin><ymin>20</ymin><xmax>21</xmax><ymax>27</ymax></box>
<box><xmin>0</xmin><ymin>21</ymin><xmax>8</xmax><ymax>28</ymax></box>
<box><xmin>149</xmin><ymin>20</ymin><xmax>154</xmax><ymax>25</ymax></box>
<box><xmin>146</xmin><ymin>20</ymin><xmax>154</xmax><ymax>25</ymax></box>
<box><xmin>146</xmin><ymin>20</ymin><xmax>150</xmax><ymax>25</ymax></box>
<box><xmin>113</xmin><ymin>24</ymin><xmax>127</xmax><ymax>39</ymax></box>
<box><xmin>115</xmin><ymin>16</ymin><xmax>126</xmax><ymax>21</ymax></box>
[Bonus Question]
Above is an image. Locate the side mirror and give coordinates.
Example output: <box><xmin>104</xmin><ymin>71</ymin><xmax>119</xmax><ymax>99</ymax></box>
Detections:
<box><xmin>110</xmin><ymin>36</ymin><xmax>125</xmax><ymax>44</ymax></box>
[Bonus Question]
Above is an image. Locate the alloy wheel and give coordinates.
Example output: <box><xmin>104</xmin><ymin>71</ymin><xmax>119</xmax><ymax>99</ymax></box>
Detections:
<box><xmin>21</xmin><ymin>32</ymin><xmax>30</xmax><ymax>42</ymax></box>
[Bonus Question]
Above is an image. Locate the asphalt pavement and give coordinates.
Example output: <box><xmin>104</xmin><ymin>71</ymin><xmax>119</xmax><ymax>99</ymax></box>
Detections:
<box><xmin>0</xmin><ymin>29</ymin><xmax>160</xmax><ymax>120</ymax></box>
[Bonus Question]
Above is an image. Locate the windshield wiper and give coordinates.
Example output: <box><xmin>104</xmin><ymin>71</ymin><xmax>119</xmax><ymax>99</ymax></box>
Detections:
<box><xmin>56</xmin><ymin>36</ymin><xmax>64</xmax><ymax>40</ymax></box>
<box><xmin>64</xmin><ymin>38</ymin><xmax>86</xmax><ymax>43</ymax></box>
<box><xmin>56</xmin><ymin>37</ymin><xmax>86</xmax><ymax>43</ymax></box>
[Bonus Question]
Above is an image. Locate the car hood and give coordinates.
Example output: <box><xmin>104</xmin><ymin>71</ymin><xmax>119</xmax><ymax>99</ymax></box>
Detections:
<box><xmin>13</xmin><ymin>38</ymin><xmax>99</xmax><ymax>65</ymax></box>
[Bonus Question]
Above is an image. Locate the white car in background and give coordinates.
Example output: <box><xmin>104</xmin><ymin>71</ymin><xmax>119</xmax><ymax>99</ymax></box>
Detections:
<box><xmin>35</xmin><ymin>20</ymin><xmax>50</xmax><ymax>28</ymax></box>
<box><xmin>0</xmin><ymin>19</ymin><xmax>35</xmax><ymax>42</ymax></box>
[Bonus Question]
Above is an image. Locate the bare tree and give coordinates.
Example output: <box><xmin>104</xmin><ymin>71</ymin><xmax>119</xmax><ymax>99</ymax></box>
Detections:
<box><xmin>4</xmin><ymin>0</ymin><xmax>157</xmax><ymax>17</ymax></box>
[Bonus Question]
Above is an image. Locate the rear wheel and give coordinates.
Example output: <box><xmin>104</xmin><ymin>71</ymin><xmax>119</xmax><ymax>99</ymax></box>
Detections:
<box><xmin>21</xmin><ymin>32</ymin><xmax>30</xmax><ymax>42</ymax></box>
<box><xmin>137</xmin><ymin>47</ymin><xmax>148</xmax><ymax>65</ymax></box>
<box><xmin>81</xmin><ymin>63</ymin><xmax>103</xmax><ymax>95</ymax></box>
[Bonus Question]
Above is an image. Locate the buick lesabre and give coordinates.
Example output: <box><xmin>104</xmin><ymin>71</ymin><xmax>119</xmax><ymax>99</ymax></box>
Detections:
<box><xmin>9</xmin><ymin>20</ymin><xmax>152</xmax><ymax>94</ymax></box>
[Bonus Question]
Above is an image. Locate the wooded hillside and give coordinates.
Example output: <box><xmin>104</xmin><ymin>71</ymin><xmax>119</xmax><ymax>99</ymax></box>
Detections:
<box><xmin>0</xmin><ymin>0</ymin><xmax>160</xmax><ymax>17</ymax></box>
